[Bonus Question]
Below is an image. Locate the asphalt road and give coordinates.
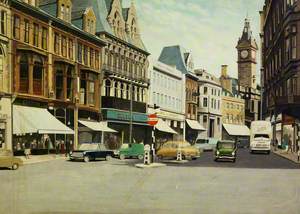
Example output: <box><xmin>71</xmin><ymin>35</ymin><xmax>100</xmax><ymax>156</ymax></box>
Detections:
<box><xmin>1</xmin><ymin>151</ymin><xmax>300</xmax><ymax>214</ymax></box>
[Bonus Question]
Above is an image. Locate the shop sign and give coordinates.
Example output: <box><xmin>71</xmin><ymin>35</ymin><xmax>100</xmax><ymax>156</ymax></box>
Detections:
<box><xmin>105</xmin><ymin>109</ymin><xmax>148</xmax><ymax>123</ymax></box>
<box><xmin>282</xmin><ymin>114</ymin><xmax>295</xmax><ymax>125</ymax></box>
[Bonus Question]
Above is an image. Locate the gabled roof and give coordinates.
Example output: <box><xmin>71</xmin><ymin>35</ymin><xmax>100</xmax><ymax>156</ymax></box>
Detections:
<box><xmin>158</xmin><ymin>45</ymin><xmax>191</xmax><ymax>74</ymax></box>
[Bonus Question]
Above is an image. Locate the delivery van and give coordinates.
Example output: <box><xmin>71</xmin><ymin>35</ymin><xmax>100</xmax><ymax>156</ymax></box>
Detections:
<box><xmin>250</xmin><ymin>121</ymin><xmax>272</xmax><ymax>154</ymax></box>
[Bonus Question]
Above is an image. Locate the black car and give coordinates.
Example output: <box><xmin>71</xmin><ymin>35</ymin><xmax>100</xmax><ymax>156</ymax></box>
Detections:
<box><xmin>69</xmin><ymin>143</ymin><xmax>118</xmax><ymax>162</ymax></box>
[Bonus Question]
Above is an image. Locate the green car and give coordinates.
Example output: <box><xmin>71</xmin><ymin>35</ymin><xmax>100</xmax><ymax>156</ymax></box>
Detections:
<box><xmin>119</xmin><ymin>144</ymin><xmax>144</xmax><ymax>160</ymax></box>
<box><xmin>214</xmin><ymin>140</ymin><xmax>237</xmax><ymax>162</ymax></box>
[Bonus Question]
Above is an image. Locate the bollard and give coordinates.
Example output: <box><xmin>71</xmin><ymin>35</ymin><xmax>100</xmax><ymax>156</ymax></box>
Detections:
<box><xmin>176</xmin><ymin>147</ymin><xmax>182</xmax><ymax>161</ymax></box>
<box><xmin>144</xmin><ymin>145</ymin><xmax>151</xmax><ymax>165</ymax></box>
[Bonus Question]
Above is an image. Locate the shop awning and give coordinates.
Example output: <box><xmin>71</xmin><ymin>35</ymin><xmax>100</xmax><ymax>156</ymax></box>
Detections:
<box><xmin>78</xmin><ymin>120</ymin><xmax>117</xmax><ymax>133</ymax></box>
<box><xmin>155</xmin><ymin>119</ymin><xmax>177</xmax><ymax>134</ymax></box>
<box><xmin>223</xmin><ymin>124</ymin><xmax>250</xmax><ymax>136</ymax></box>
<box><xmin>186</xmin><ymin>119</ymin><xmax>206</xmax><ymax>131</ymax></box>
<box><xmin>13</xmin><ymin>105</ymin><xmax>74</xmax><ymax>135</ymax></box>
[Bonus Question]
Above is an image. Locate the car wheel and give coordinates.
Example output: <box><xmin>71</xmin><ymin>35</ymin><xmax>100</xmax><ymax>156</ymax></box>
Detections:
<box><xmin>119</xmin><ymin>154</ymin><xmax>125</xmax><ymax>160</ymax></box>
<box><xmin>138</xmin><ymin>155</ymin><xmax>144</xmax><ymax>160</ymax></box>
<box><xmin>12</xmin><ymin>163</ymin><xmax>19</xmax><ymax>170</ymax></box>
<box><xmin>106</xmin><ymin>155</ymin><xmax>112</xmax><ymax>161</ymax></box>
<box><xmin>84</xmin><ymin>156</ymin><xmax>90</xmax><ymax>163</ymax></box>
<box><xmin>232</xmin><ymin>159</ymin><xmax>236</xmax><ymax>163</ymax></box>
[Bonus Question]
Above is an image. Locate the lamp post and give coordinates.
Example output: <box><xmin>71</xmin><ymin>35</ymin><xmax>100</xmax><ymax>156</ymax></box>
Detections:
<box><xmin>129</xmin><ymin>80</ymin><xmax>133</xmax><ymax>144</ymax></box>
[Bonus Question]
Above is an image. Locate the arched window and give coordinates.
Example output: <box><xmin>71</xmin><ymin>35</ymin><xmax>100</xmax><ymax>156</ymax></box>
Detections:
<box><xmin>137</xmin><ymin>87</ymin><xmax>140</xmax><ymax>102</ymax></box>
<box><xmin>126</xmin><ymin>84</ymin><xmax>130</xmax><ymax>99</ymax></box>
<box><xmin>120</xmin><ymin>83</ymin><xmax>124</xmax><ymax>99</ymax></box>
<box><xmin>33</xmin><ymin>55</ymin><xmax>43</xmax><ymax>95</ymax></box>
<box><xmin>132</xmin><ymin>86</ymin><xmax>136</xmax><ymax>101</ymax></box>
<box><xmin>114</xmin><ymin>81</ymin><xmax>118</xmax><ymax>97</ymax></box>
<box><xmin>105</xmin><ymin>79</ymin><xmax>111</xmax><ymax>96</ymax></box>
<box><xmin>19</xmin><ymin>54</ymin><xmax>29</xmax><ymax>93</ymax></box>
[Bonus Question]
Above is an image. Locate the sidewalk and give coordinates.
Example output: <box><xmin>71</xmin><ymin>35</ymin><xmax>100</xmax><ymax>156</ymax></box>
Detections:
<box><xmin>273</xmin><ymin>149</ymin><xmax>300</xmax><ymax>164</ymax></box>
<box><xmin>19</xmin><ymin>154</ymin><xmax>67</xmax><ymax>165</ymax></box>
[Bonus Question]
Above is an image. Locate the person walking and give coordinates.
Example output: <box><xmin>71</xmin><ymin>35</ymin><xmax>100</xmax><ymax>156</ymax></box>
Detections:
<box><xmin>287</xmin><ymin>136</ymin><xmax>292</xmax><ymax>154</ymax></box>
<box><xmin>24</xmin><ymin>141</ymin><xmax>31</xmax><ymax>159</ymax></box>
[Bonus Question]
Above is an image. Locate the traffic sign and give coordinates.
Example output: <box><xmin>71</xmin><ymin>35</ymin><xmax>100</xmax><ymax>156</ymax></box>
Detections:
<box><xmin>148</xmin><ymin>114</ymin><xmax>158</xmax><ymax>126</ymax></box>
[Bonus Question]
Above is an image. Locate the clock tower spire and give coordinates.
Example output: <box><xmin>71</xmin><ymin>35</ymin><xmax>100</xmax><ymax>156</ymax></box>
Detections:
<box><xmin>236</xmin><ymin>17</ymin><xmax>258</xmax><ymax>89</ymax></box>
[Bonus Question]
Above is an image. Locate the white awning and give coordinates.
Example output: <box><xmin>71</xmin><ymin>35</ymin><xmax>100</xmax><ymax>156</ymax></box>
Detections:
<box><xmin>186</xmin><ymin>119</ymin><xmax>206</xmax><ymax>131</ymax></box>
<box><xmin>78</xmin><ymin>120</ymin><xmax>117</xmax><ymax>133</ymax></box>
<box><xmin>13</xmin><ymin>105</ymin><xmax>74</xmax><ymax>135</ymax></box>
<box><xmin>155</xmin><ymin>119</ymin><xmax>177</xmax><ymax>134</ymax></box>
<box><xmin>223</xmin><ymin>124</ymin><xmax>250</xmax><ymax>136</ymax></box>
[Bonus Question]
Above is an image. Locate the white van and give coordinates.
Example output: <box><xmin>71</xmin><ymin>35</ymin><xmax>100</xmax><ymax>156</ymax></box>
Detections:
<box><xmin>250</xmin><ymin>121</ymin><xmax>272</xmax><ymax>154</ymax></box>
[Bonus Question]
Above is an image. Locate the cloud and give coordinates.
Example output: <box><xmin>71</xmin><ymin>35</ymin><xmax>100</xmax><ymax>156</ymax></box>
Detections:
<box><xmin>123</xmin><ymin>0</ymin><xmax>264</xmax><ymax>81</ymax></box>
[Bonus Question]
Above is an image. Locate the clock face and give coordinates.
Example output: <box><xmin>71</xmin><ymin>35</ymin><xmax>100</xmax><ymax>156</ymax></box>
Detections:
<box><xmin>241</xmin><ymin>50</ymin><xmax>249</xmax><ymax>59</ymax></box>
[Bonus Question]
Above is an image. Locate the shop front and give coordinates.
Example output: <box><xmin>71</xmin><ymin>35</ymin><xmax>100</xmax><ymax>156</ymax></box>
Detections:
<box><xmin>222</xmin><ymin>124</ymin><xmax>250</xmax><ymax>146</ymax></box>
<box><xmin>102</xmin><ymin>109</ymin><xmax>151</xmax><ymax>145</ymax></box>
<box><xmin>13</xmin><ymin>105</ymin><xmax>74</xmax><ymax>155</ymax></box>
<box><xmin>0</xmin><ymin>96</ymin><xmax>12</xmax><ymax>151</ymax></box>
<box><xmin>186</xmin><ymin>119</ymin><xmax>206</xmax><ymax>144</ymax></box>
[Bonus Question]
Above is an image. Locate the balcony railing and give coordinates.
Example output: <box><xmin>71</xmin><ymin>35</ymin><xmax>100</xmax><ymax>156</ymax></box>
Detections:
<box><xmin>102</xmin><ymin>64</ymin><xmax>149</xmax><ymax>83</ymax></box>
<box><xmin>102</xmin><ymin>96</ymin><xmax>147</xmax><ymax>113</ymax></box>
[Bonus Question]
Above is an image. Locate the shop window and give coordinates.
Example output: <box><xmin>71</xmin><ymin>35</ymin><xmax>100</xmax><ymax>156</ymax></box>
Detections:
<box><xmin>13</xmin><ymin>15</ymin><xmax>20</xmax><ymax>39</ymax></box>
<box><xmin>24</xmin><ymin>19</ymin><xmax>29</xmax><ymax>43</ymax></box>
<box><xmin>33</xmin><ymin>23</ymin><xmax>39</xmax><ymax>47</ymax></box>
<box><xmin>0</xmin><ymin>11</ymin><xmax>6</xmax><ymax>35</ymax></box>
<box><xmin>32</xmin><ymin>56</ymin><xmax>43</xmax><ymax>95</ymax></box>
<box><xmin>105</xmin><ymin>79</ymin><xmax>111</xmax><ymax>96</ymax></box>
<box><xmin>19</xmin><ymin>54</ymin><xmax>29</xmax><ymax>93</ymax></box>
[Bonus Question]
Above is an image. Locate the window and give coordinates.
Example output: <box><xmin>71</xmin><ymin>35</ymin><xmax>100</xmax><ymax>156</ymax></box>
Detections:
<box><xmin>61</xmin><ymin>4</ymin><xmax>65</xmax><ymax>20</ymax></box>
<box><xmin>32</xmin><ymin>56</ymin><xmax>43</xmax><ymax>95</ymax></box>
<box><xmin>83</xmin><ymin>46</ymin><xmax>88</xmax><ymax>65</ymax></box>
<box><xmin>203</xmin><ymin>115</ymin><xmax>207</xmax><ymax>123</ymax></box>
<box><xmin>42</xmin><ymin>28</ymin><xmax>47</xmax><ymax>50</ymax></box>
<box><xmin>78</xmin><ymin>43</ymin><xmax>82</xmax><ymax>63</ymax></box>
<box><xmin>80</xmin><ymin>71</ymin><xmax>97</xmax><ymax>105</ymax></box>
<box><xmin>105</xmin><ymin>79</ymin><xmax>111</xmax><ymax>96</ymax></box>
<box><xmin>61</xmin><ymin>36</ymin><xmax>67</xmax><ymax>57</ymax></box>
<box><xmin>19</xmin><ymin>54</ymin><xmax>29</xmax><ymax>93</ymax></box>
<box><xmin>24</xmin><ymin>19</ymin><xmax>30</xmax><ymax>43</ymax></box>
<box><xmin>203</xmin><ymin>97</ymin><xmax>208</xmax><ymax>107</ymax></box>
<box><xmin>285</xmin><ymin>37</ymin><xmax>290</xmax><ymax>61</ymax></box>
<box><xmin>54</xmin><ymin>33</ymin><xmax>60</xmax><ymax>54</ymax></box>
<box><xmin>90</xmin><ymin>48</ymin><xmax>94</xmax><ymax>68</ymax></box>
<box><xmin>55</xmin><ymin>65</ymin><xmax>64</xmax><ymax>100</ymax></box>
<box><xmin>68</xmin><ymin>39</ymin><xmax>73</xmax><ymax>60</ymax></box>
<box><xmin>203</xmin><ymin>87</ymin><xmax>207</xmax><ymax>94</ymax></box>
<box><xmin>0</xmin><ymin>11</ymin><xmax>6</xmax><ymax>35</ymax></box>
<box><xmin>33</xmin><ymin>23</ymin><xmax>39</xmax><ymax>47</ymax></box>
<box><xmin>95</xmin><ymin>50</ymin><xmax>99</xmax><ymax>70</ymax></box>
<box><xmin>13</xmin><ymin>15</ymin><xmax>20</xmax><ymax>39</ymax></box>
<box><xmin>292</xmin><ymin>34</ymin><xmax>297</xmax><ymax>59</ymax></box>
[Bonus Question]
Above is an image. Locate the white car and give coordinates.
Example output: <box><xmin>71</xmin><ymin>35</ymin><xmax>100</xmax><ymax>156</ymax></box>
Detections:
<box><xmin>194</xmin><ymin>138</ymin><xmax>218</xmax><ymax>152</ymax></box>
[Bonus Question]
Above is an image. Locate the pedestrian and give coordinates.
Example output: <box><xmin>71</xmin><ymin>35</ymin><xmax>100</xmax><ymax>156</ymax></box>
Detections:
<box><xmin>24</xmin><ymin>141</ymin><xmax>31</xmax><ymax>159</ymax></box>
<box><xmin>55</xmin><ymin>140</ymin><xmax>59</xmax><ymax>155</ymax></box>
<box><xmin>274</xmin><ymin>138</ymin><xmax>278</xmax><ymax>151</ymax></box>
<box><xmin>287</xmin><ymin>137</ymin><xmax>292</xmax><ymax>154</ymax></box>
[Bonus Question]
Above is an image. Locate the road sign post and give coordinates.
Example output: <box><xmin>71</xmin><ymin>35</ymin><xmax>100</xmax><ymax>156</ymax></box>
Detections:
<box><xmin>148</xmin><ymin>113</ymin><xmax>158</xmax><ymax>163</ymax></box>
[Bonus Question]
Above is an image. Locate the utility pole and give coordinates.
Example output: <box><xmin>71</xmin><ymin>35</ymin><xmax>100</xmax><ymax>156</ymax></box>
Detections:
<box><xmin>129</xmin><ymin>80</ymin><xmax>133</xmax><ymax>144</ymax></box>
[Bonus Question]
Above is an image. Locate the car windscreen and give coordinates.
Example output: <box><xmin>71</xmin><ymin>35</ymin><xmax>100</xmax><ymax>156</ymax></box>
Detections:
<box><xmin>217</xmin><ymin>142</ymin><xmax>235</xmax><ymax>149</ymax></box>
<box><xmin>254</xmin><ymin>134</ymin><xmax>269</xmax><ymax>138</ymax></box>
<box><xmin>78</xmin><ymin>144</ymin><xmax>99</xmax><ymax>151</ymax></box>
<box><xmin>196</xmin><ymin>139</ymin><xmax>208</xmax><ymax>144</ymax></box>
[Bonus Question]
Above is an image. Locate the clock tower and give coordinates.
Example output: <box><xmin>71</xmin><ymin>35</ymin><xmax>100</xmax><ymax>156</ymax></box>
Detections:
<box><xmin>236</xmin><ymin>17</ymin><xmax>258</xmax><ymax>89</ymax></box>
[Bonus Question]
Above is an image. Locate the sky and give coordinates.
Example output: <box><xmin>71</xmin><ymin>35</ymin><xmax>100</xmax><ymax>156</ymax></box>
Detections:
<box><xmin>123</xmin><ymin>0</ymin><xmax>265</xmax><ymax>79</ymax></box>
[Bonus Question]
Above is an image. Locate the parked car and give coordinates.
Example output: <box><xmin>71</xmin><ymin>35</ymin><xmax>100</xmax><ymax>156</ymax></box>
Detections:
<box><xmin>194</xmin><ymin>138</ymin><xmax>218</xmax><ymax>152</ymax></box>
<box><xmin>157</xmin><ymin>141</ymin><xmax>200</xmax><ymax>160</ymax></box>
<box><xmin>69</xmin><ymin>143</ymin><xmax>117</xmax><ymax>163</ymax></box>
<box><xmin>0</xmin><ymin>150</ymin><xmax>23</xmax><ymax>170</ymax></box>
<box><xmin>214</xmin><ymin>140</ymin><xmax>237</xmax><ymax>162</ymax></box>
<box><xmin>119</xmin><ymin>143</ymin><xmax>144</xmax><ymax>160</ymax></box>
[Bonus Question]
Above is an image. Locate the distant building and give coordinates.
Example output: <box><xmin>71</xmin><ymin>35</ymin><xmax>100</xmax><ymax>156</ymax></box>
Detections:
<box><xmin>195</xmin><ymin>69</ymin><xmax>222</xmax><ymax>140</ymax></box>
<box><xmin>159</xmin><ymin>45</ymin><xmax>205</xmax><ymax>143</ymax></box>
<box><xmin>236</xmin><ymin>17</ymin><xmax>261</xmax><ymax>127</ymax></box>
<box><xmin>148</xmin><ymin>61</ymin><xmax>185</xmax><ymax>141</ymax></box>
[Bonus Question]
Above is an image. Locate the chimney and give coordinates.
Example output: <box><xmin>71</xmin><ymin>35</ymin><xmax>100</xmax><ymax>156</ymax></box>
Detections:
<box><xmin>221</xmin><ymin>65</ymin><xmax>228</xmax><ymax>77</ymax></box>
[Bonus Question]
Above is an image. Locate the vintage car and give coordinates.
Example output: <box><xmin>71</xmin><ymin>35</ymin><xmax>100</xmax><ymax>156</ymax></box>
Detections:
<box><xmin>194</xmin><ymin>138</ymin><xmax>218</xmax><ymax>152</ymax></box>
<box><xmin>0</xmin><ymin>150</ymin><xmax>23</xmax><ymax>170</ymax></box>
<box><xmin>119</xmin><ymin>143</ymin><xmax>144</xmax><ymax>160</ymax></box>
<box><xmin>69</xmin><ymin>143</ymin><xmax>117</xmax><ymax>163</ymax></box>
<box><xmin>157</xmin><ymin>141</ymin><xmax>200</xmax><ymax>160</ymax></box>
<box><xmin>214</xmin><ymin>140</ymin><xmax>237</xmax><ymax>162</ymax></box>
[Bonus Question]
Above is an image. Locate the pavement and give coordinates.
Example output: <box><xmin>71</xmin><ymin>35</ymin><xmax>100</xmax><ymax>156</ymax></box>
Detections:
<box><xmin>1</xmin><ymin>148</ymin><xmax>300</xmax><ymax>214</ymax></box>
<box><xmin>18</xmin><ymin>154</ymin><xmax>67</xmax><ymax>165</ymax></box>
<box><xmin>273</xmin><ymin>149</ymin><xmax>300</xmax><ymax>164</ymax></box>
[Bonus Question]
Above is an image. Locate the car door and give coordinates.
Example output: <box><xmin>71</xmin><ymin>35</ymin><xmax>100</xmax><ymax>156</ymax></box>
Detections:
<box><xmin>0</xmin><ymin>151</ymin><xmax>12</xmax><ymax>168</ymax></box>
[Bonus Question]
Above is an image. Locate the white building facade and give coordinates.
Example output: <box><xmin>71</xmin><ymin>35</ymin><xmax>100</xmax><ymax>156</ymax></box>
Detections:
<box><xmin>195</xmin><ymin>70</ymin><xmax>222</xmax><ymax>140</ymax></box>
<box><xmin>149</xmin><ymin>61</ymin><xmax>186</xmax><ymax>141</ymax></box>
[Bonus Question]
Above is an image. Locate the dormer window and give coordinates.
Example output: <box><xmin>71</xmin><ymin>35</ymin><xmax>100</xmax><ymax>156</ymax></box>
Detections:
<box><xmin>83</xmin><ymin>8</ymin><xmax>96</xmax><ymax>35</ymax></box>
<box><xmin>58</xmin><ymin>0</ymin><xmax>72</xmax><ymax>22</ymax></box>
